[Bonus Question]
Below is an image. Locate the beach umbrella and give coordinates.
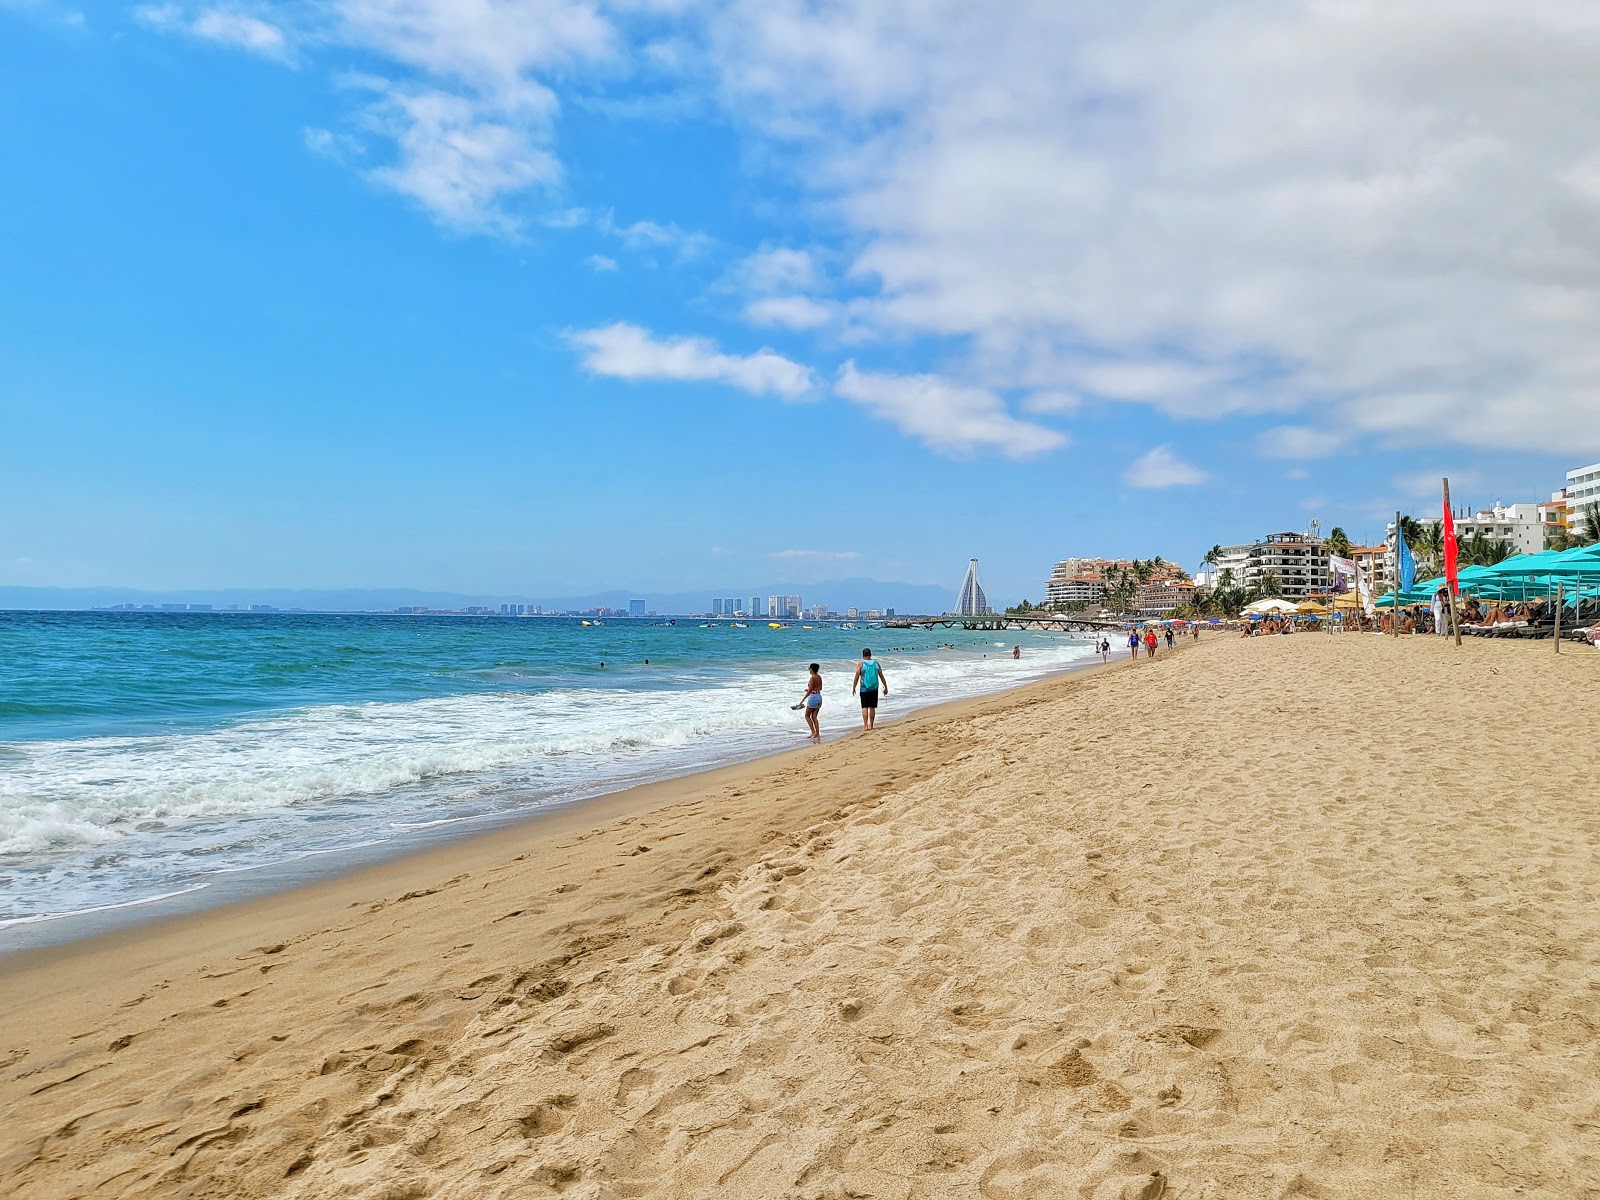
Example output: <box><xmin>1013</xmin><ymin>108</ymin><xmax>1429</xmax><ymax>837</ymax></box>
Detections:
<box><xmin>1242</xmin><ymin>598</ymin><xmax>1297</xmax><ymax>615</ymax></box>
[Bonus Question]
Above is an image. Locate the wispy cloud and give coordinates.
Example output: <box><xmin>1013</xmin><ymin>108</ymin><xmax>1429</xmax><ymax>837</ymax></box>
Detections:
<box><xmin>1123</xmin><ymin>445</ymin><xmax>1208</xmax><ymax>489</ymax></box>
<box><xmin>1256</xmin><ymin>425</ymin><xmax>1347</xmax><ymax>460</ymax></box>
<box><xmin>354</xmin><ymin>81</ymin><xmax>560</xmax><ymax>235</ymax></box>
<box><xmin>833</xmin><ymin>363</ymin><xmax>1066</xmax><ymax>460</ymax></box>
<box><xmin>743</xmin><ymin>295</ymin><xmax>836</xmax><ymax>330</ymax></box>
<box><xmin>595</xmin><ymin>211</ymin><xmax>711</xmax><ymax>259</ymax></box>
<box><xmin>135</xmin><ymin>3</ymin><xmax>290</xmax><ymax>60</ymax></box>
<box><xmin>585</xmin><ymin>253</ymin><xmax>618</xmax><ymax>272</ymax></box>
<box><xmin>567</xmin><ymin>323</ymin><xmax>816</xmax><ymax>399</ymax></box>
<box><xmin>768</xmin><ymin>549</ymin><xmax>859</xmax><ymax>561</ymax></box>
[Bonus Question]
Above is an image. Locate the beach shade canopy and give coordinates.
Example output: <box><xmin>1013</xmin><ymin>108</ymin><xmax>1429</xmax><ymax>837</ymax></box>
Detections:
<box><xmin>1242</xmin><ymin>598</ymin><xmax>1298</xmax><ymax>615</ymax></box>
<box><xmin>1331</xmin><ymin>591</ymin><xmax>1364</xmax><ymax>611</ymax></box>
<box><xmin>1294</xmin><ymin>600</ymin><xmax>1328</xmax><ymax>614</ymax></box>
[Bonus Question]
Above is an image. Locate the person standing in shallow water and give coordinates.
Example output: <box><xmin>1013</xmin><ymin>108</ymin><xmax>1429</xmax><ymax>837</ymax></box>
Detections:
<box><xmin>800</xmin><ymin>662</ymin><xmax>823</xmax><ymax>741</ymax></box>
<box><xmin>852</xmin><ymin>648</ymin><xmax>887</xmax><ymax>730</ymax></box>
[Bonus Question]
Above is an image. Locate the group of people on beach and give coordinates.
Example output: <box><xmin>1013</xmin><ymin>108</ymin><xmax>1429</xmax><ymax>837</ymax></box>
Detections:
<box><xmin>1124</xmin><ymin>626</ymin><xmax>1179</xmax><ymax>659</ymax></box>
<box><xmin>798</xmin><ymin>649</ymin><xmax>888</xmax><ymax>740</ymax></box>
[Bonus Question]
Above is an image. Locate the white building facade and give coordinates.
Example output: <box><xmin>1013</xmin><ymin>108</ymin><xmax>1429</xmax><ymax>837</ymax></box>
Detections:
<box><xmin>1447</xmin><ymin>502</ymin><xmax>1544</xmax><ymax>556</ymax></box>
<box><xmin>1208</xmin><ymin>533</ymin><xmax>1331</xmax><ymax>599</ymax></box>
<box><xmin>1568</xmin><ymin>463</ymin><xmax>1600</xmax><ymax>530</ymax></box>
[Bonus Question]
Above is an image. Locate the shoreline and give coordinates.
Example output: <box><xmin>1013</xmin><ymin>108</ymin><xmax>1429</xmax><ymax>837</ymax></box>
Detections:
<box><xmin>0</xmin><ymin>644</ymin><xmax>1118</xmax><ymax>963</ymax></box>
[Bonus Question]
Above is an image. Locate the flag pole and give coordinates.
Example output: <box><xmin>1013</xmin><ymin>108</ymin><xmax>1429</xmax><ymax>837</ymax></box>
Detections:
<box><xmin>1442</xmin><ymin>477</ymin><xmax>1462</xmax><ymax>647</ymax></box>
<box><xmin>1555</xmin><ymin>581</ymin><xmax>1563</xmax><ymax>655</ymax></box>
<box><xmin>1392</xmin><ymin>510</ymin><xmax>1401</xmax><ymax>636</ymax></box>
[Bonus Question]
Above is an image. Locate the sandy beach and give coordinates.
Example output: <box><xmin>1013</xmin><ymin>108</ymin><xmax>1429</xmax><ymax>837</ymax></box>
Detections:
<box><xmin>2</xmin><ymin>633</ymin><xmax>1597</xmax><ymax>1199</ymax></box>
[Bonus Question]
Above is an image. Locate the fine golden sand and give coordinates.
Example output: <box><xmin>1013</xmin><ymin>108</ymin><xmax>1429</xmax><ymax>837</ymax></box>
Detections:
<box><xmin>2</xmin><ymin>634</ymin><xmax>1598</xmax><ymax>1199</ymax></box>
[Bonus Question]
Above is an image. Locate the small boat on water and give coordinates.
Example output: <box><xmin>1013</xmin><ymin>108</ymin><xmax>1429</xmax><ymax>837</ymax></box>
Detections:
<box><xmin>730</xmin><ymin>622</ymin><xmax>748</xmax><ymax>628</ymax></box>
<box><xmin>580</xmin><ymin>619</ymin><xmax>593</xmax><ymax>627</ymax></box>
<box><xmin>768</xmin><ymin>622</ymin><xmax>785</xmax><ymax>629</ymax></box>
<box><xmin>699</xmin><ymin>623</ymin><xmax>713</xmax><ymax>629</ymax></box>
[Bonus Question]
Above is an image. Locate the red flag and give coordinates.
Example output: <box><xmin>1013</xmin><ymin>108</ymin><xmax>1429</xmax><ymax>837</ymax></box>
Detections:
<box><xmin>1442</xmin><ymin>496</ymin><xmax>1459</xmax><ymax>595</ymax></box>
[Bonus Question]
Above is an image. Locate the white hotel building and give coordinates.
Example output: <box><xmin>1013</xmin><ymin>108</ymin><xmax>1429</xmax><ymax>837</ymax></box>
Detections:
<box><xmin>1569</xmin><ymin>462</ymin><xmax>1600</xmax><ymax>524</ymax></box>
<box><xmin>1209</xmin><ymin>532</ymin><xmax>1332</xmax><ymax>600</ymax></box>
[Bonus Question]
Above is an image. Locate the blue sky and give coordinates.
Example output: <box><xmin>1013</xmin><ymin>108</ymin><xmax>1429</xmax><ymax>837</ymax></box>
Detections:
<box><xmin>2</xmin><ymin>1</ymin><xmax>1594</xmax><ymax>605</ymax></box>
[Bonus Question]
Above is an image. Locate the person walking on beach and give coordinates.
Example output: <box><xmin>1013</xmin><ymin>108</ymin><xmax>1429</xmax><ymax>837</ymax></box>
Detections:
<box><xmin>800</xmin><ymin>662</ymin><xmax>823</xmax><ymax>741</ymax></box>
<box><xmin>1099</xmin><ymin>637</ymin><xmax>1110</xmax><ymax>663</ymax></box>
<box><xmin>852</xmin><ymin>648</ymin><xmax>887</xmax><ymax>730</ymax></box>
<box><xmin>1127</xmin><ymin>630</ymin><xmax>1140</xmax><ymax>661</ymax></box>
<box><xmin>1144</xmin><ymin>629</ymin><xmax>1158</xmax><ymax>658</ymax></box>
<box><xmin>1164</xmin><ymin>627</ymin><xmax>1175</xmax><ymax>649</ymax></box>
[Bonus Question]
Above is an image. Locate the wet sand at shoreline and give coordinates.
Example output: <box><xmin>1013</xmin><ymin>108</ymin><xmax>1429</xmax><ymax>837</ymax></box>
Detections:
<box><xmin>2</xmin><ymin>634</ymin><xmax>1597</xmax><ymax>1198</ymax></box>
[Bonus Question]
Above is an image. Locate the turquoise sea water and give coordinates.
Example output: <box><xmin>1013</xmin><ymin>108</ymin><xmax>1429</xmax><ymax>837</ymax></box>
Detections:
<box><xmin>0</xmin><ymin>611</ymin><xmax>1100</xmax><ymax>931</ymax></box>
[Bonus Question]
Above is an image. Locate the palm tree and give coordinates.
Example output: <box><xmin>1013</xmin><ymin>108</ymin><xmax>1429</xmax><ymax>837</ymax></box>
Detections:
<box><xmin>1328</xmin><ymin>526</ymin><xmax>1352</xmax><ymax>559</ymax></box>
<box><xmin>1459</xmin><ymin>532</ymin><xmax>1516</xmax><ymax>568</ymax></box>
<box><xmin>1252</xmin><ymin>568</ymin><xmax>1283</xmax><ymax>600</ymax></box>
<box><xmin>1203</xmin><ymin>544</ymin><xmax>1223</xmax><ymax>569</ymax></box>
<box><xmin>1578</xmin><ymin>502</ymin><xmax>1600</xmax><ymax>546</ymax></box>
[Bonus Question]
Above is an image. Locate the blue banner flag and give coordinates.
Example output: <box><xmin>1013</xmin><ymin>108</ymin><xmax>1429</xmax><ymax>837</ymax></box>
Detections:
<box><xmin>1397</xmin><ymin>534</ymin><xmax>1416</xmax><ymax>593</ymax></box>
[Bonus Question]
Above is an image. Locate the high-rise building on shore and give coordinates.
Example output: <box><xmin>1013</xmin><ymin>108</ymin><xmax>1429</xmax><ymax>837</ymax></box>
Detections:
<box><xmin>1568</xmin><ymin>461</ymin><xmax>1600</xmax><ymax>523</ymax></box>
<box><xmin>628</xmin><ymin>599</ymin><xmax>645</xmax><ymax>617</ymax></box>
<box><xmin>749</xmin><ymin>596</ymin><xmax>762</xmax><ymax>619</ymax></box>
<box><xmin>1210</xmin><ymin>532</ymin><xmax>1331</xmax><ymax>599</ymax></box>
<box><xmin>955</xmin><ymin>559</ymin><xmax>990</xmax><ymax>616</ymax></box>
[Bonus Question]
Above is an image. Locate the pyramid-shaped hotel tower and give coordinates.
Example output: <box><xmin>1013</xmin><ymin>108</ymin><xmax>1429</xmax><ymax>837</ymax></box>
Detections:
<box><xmin>955</xmin><ymin>558</ymin><xmax>990</xmax><ymax>616</ymax></box>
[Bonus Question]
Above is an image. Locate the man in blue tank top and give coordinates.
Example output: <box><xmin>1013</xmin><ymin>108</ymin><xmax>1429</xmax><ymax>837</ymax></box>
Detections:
<box><xmin>851</xmin><ymin>648</ymin><xmax>888</xmax><ymax>730</ymax></box>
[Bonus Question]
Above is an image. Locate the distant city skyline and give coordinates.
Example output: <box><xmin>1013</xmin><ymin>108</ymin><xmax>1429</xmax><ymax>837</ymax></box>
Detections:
<box><xmin>2</xmin><ymin>6</ymin><xmax>1595</xmax><ymax>604</ymax></box>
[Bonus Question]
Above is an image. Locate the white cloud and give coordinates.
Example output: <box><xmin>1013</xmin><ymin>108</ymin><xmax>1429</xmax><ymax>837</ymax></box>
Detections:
<box><xmin>585</xmin><ymin>253</ymin><xmax>618</xmax><ymax>271</ymax></box>
<box><xmin>736</xmin><ymin>247</ymin><xmax>818</xmax><ymax>292</ymax></box>
<box><xmin>1256</xmin><ymin>425</ymin><xmax>1348</xmax><ymax>460</ymax></box>
<box><xmin>135</xmin><ymin>4</ymin><xmax>290</xmax><ymax>60</ymax></box>
<box><xmin>1123</xmin><ymin>445</ymin><xmax>1207</xmax><ymax>489</ymax></box>
<box><xmin>1020</xmin><ymin>390</ymin><xmax>1079</xmax><ymax>415</ymax></box>
<box><xmin>768</xmin><ymin>549</ymin><xmax>859</xmax><ymax>560</ymax></box>
<box><xmin>144</xmin><ymin>0</ymin><xmax>616</xmax><ymax>232</ymax></box>
<box><xmin>744</xmin><ymin>295</ymin><xmax>835</xmax><ymax>330</ymax></box>
<box><xmin>699</xmin><ymin>1</ymin><xmax>1600</xmax><ymax>452</ymax></box>
<box><xmin>357</xmin><ymin>82</ymin><xmax>560</xmax><ymax>233</ymax></box>
<box><xmin>568</xmin><ymin>322</ymin><xmax>816</xmax><ymax>399</ymax></box>
<box><xmin>833</xmin><ymin>362</ymin><xmax>1066</xmax><ymax>459</ymax></box>
<box><xmin>594</xmin><ymin>212</ymin><xmax>712</xmax><ymax>259</ymax></box>
<box><xmin>1392</xmin><ymin>468</ymin><xmax>1479</xmax><ymax>501</ymax></box>
<box><xmin>1284</xmin><ymin>467</ymin><xmax>1310</xmax><ymax>481</ymax></box>
<box><xmin>332</xmin><ymin>0</ymin><xmax>614</xmax><ymax>105</ymax></box>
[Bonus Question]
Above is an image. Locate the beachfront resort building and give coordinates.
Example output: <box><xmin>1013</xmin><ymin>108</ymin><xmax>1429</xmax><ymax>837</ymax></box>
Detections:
<box><xmin>955</xmin><ymin>559</ymin><xmax>991</xmax><ymax>616</ymax></box>
<box><xmin>1428</xmin><ymin>502</ymin><xmax>1544</xmax><ymax>556</ymax></box>
<box><xmin>1045</xmin><ymin>573</ymin><xmax>1108</xmax><ymax>607</ymax></box>
<box><xmin>1134</xmin><ymin>578</ymin><xmax>1196</xmax><ymax>617</ymax></box>
<box><xmin>1209</xmin><ymin>532</ymin><xmax>1332</xmax><ymax>600</ymax></box>
<box><xmin>1043</xmin><ymin>557</ymin><xmax>1124</xmax><ymax>607</ymax></box>
<box><xmin>1540</xmin><ymin>491</ymin><xmax>1571</xmax><ymax>548</ymax></box>
<box><xmin>1566</xmin><ymin>462</ymin><xmax>1600</xmax><ymax>528</ymax></box>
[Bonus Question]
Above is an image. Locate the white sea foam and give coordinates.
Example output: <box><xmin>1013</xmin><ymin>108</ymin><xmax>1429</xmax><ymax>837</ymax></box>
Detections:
<box><xmin>0</xmin><ymin>637</ymin><xmax>1098</xmax><ymax>924</ymax></box>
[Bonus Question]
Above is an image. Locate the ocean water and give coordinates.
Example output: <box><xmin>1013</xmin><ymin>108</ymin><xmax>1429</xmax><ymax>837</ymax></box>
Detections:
<box><xmin>0</xmin><ymin>612</ymin><xmax>1101</xmax><ymax>931</ymax></box>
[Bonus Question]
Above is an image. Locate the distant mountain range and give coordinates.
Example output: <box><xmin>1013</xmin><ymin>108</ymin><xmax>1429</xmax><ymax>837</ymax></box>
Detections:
<box><xmin>0</xmin><ymin>578</ymin><xmax>962</xmax><ymax>616</ymax></box>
